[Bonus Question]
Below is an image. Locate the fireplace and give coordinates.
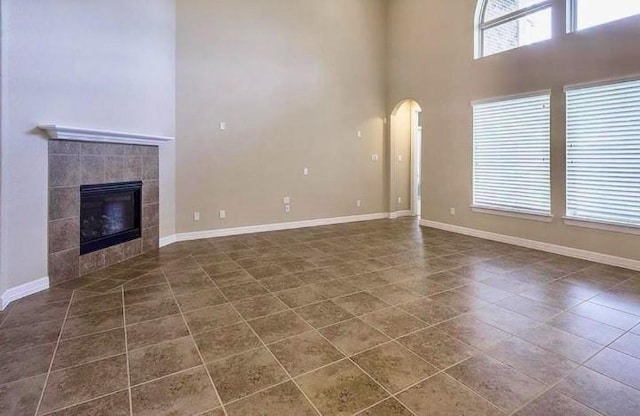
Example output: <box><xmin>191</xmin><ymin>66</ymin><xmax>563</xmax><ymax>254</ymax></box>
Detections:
<box><xmin>80</xmin><ymin>181</ymin><xmax>142</xmax><ymax>255</ymax></box>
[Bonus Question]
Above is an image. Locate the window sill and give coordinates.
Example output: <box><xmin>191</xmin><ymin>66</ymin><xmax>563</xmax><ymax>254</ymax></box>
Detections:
<box><xmin>471</xmin><ymin>205</ymin><xmax>553</xmax><ymax>223</ymax></box>
<box><xmin>563</xmin><ymin>217</ymin><xmax>640</xmax><ymax>236</ymax></box>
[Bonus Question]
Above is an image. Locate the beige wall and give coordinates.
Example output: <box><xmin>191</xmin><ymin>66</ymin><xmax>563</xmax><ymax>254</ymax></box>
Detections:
<box><xmin>388</xmin><ymin>0</ymin><xmax>640</xmax><ymax>261</ymax></box>
<box><xmin>176</xmin><ymin>0</ymin><xmax>387</xmax><ymax>232</ymax></box>
<box><xmin>0</xmin><ymin>0</ymin><xmax>176</xmax><ymax>294</ymax></box>
<box><xmin>391</xmin><ymin>100</ymin><xmax>412</xmax><ymax>212</ymax></box>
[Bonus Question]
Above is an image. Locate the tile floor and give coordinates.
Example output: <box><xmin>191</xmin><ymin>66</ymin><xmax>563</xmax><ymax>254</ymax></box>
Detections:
<box><xmin>1</xmin><ymin>218</ymin><xmax>639</xmax><ymax>415</ymax></box>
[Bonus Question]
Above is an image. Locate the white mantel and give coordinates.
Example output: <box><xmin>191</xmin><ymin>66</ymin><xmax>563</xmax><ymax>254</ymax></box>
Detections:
<box><xmin>39</xmin><ymin>125</ymin><xmax>174</xmax><ymax>146</ymax></box>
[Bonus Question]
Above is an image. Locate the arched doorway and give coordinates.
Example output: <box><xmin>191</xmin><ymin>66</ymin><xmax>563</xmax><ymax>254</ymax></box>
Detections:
<box><xmin>389</xmin><ymin>99</ymin><xmax>422</xmax><ymax>218</ymax></box>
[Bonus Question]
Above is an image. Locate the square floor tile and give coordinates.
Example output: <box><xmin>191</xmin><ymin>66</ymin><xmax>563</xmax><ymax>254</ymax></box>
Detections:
<box><xmin>183</xmin><ymin>303</ymin><xmax>243</xmax><ymax>334</ymax></box>
<box><xmin>497</xmin><ymin>295</ymin><xmax>563</xmax><ymax>322</ymax></box>
<box><xmin>319</xmin><ymin>318</ymin><xmax>390</xmax><ymax>356</ymax></box>
<box><xmin>53</xmin><ymin>328</ymin><xmax>125</xmax><ymax>370</ymax></box>
<box><xmin>361</xmin><ymin>307</ymin><xmax>428</xmax><ymax>338</ymax></box>
<box><xmin>296</xmin><ymin>360</ymin><xmax>388</xmax><ymax>416</ymax></box>
<box><xmin>68</xmin><ymin>292</ymin><xmax>122</xmax><ymax>317</ymax></box>
<box><xmin>129</xmin><ymin>336</ymin><xmax>202</xmax><ymax>385</ymax></box>
<box><xmin>0</xmin><ymin>319</ymin><xmax>63</xmax><ymax>355</ymax></box>
<box><xmin>398</xmin><ymin>327</ymin><xmax>478</xmax><ymax>369</ymax></box>
<box><xmin>124</xmin><ymin>283</ymin><xmax>172</xmax><ymax>306</ymax></box>
<box><xmin>437</xmin><ymin>315</ymin><xmax>511</xmax><ymax>350</ymax></box>
<box><xmin>353</xmin><ymin>342</ymin><xmax>437</xmax><ymax>393</ymax></box>
<box><xmin>268</xmin><ymin>331</ymin><xmax>344</xmax><ymax>376</ymax></box>
<box><xmin>249</xmin><ymin>310</ymin><xmax>314</xmax><ymax>344</ymax></box>
<box><xmin>455</xmin><ymin>282</ymin><xmax>512</xmax><ymax>303</ymax></box>
<box><xmin>548</xmin><ymin>312</ymin><xmax>625</xmax><ymax>345</ymax></box>
<box><xmin>62</xmin><ymin>307</ymin><xmax>123</xmax><ymax>339</ymax></box>
<box><xmin>194</xmin><ymin>322</ymin><xmax>262</xmax><ymax>363</ymax></box>
<box><xmin>610</xmin><ymin>332</ymin><xmax>640</xmax><ymax>359</ymax></box>
<box><xmin>174</xmin><ymin>288</ymin><xmax>227</xmax><ymax>312</ymax></box>
<box><xmin>206</xmin><ymin>347</ymin><xmax>288</xmax><ymax>403</ymax></box>
<box><xmin>125</xmin><ymin>298</ymin><xmax>180</xmax><ymax>325</ymax></box>
<box><xmin>225</xmin><ymin>381</ymin><xmax>317</xmax><ymax>416</ymax></box>
<box><xmin>233</xmin><ymin>294</ymin><xmax>288</xmax><ymax>320</ymax></box>
<box><xmin>39</xmin><ymin>354</ymin><xmax>128</xmax><ymax>415</ymax></box>
<box><xmin>518</xmin><ymin>325</ymin><xmax>601</xmax><ymax>363</ymax></box>
<box><xmin>333</xmin><ymin>292</ymin><xmax>390</xmax><ymax>316</ymax></box>
<box><xmin>126</xmin><ymin>314</ymin><xmax>189</xmax><ymax>350</ymax></box>
<box><xmin>0</xmin><ymin>343</ymin><xmax>55</xmax><ymax>385</ymax></box>
<box><xmin>585</xmin><ymin>348</ymin><xmax>640</xmax><ymax>390</ymax></box>
<box><xmin>397</xmin><ymin>373</ymin><xmax>503</xmax><ymax>416</ymax></box>
<box><xmin>0</xmin><ymin>375</ymin><xmax>46</xmax><ymax>416</ymax></box>
<box><xmin>398</xmin><ymin>298</ymin><xmax>460</xmax><ymax>325</ymax></box>
<box><xmin>569</xmin><ymin>301</ymin><xmax>640</xmax><ymax>330</ymax></box>
<box><xmin>46</xmin><ymin>390</ymin><xmax>130</xmax><ymax>416</ymax></box>
<box><xmin>428</xmin><ymin>290</ymin><xmax>489</xmax><ymax>313</ymax></box>
<box><xmin>556</xmin><ymin>367</ymin><xmax>640</xmax><ymax>416</ymax></box>
<box><xmin>367</xmin><ymin>284</ymin><xmax>423</xmax><ymax>305</ymax></box>
<box><xmin>359</xmin><ymin>398</ymin><xmax>414</xmax><ymax>416</ymax></box>
<box><xmin>513</xmin><ymin>390</ymin><xmax>600</xmax><ymax>416</ymax></box>
<box><xmin>471</xmin><ymin>304</ymin><xmax>539</xmax><ymax>335</ymax></box>
<box><xmin>295</xmin><ymin>300</ymin><xmax>354</xmax><ymax>328</ymax></box>
<box><xmin>447</xmin><ymin>355</ymin><xmax>545</xmax><ymax>412</ymax></box>
<box><xmin>275</xmin><ymin>286</ymin><xmax>327</xmax><ymax>308</ymax></box>
<box><xmin>260</xmin><ymin>274</ymin><xmax>306</xmax><ymax>292</ymax></box>
<box><xmin>485</xmin><ymin>337</ymin><xmax>578</xmax><ymax>384</ymax></box>
<box><xmin>131</xmin><ymin>366</ymin><xmax>220</xmax><ymax>416</ymax></box>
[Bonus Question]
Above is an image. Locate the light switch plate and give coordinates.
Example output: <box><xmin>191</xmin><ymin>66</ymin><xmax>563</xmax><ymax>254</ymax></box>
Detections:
<box><xmin>219</xmin><ymin>210</ymin><xmax>226</xmax><ymax>219</ymax></box>
<box><xmin>283</xmin><ymin>196</ymin><xmax>290</xmax><ymax>204</ymax></box>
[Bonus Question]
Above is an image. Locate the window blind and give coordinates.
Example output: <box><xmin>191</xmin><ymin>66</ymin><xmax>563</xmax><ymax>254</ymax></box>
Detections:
<box><xmin>566</xmin><ymin>79</ymin><xmax>640</xmax><ymax>227</ymax></box>
<box><xmin>473</xmin><ymin>93</ymin><xmax>551</xmax><ymax>215</ymax></box>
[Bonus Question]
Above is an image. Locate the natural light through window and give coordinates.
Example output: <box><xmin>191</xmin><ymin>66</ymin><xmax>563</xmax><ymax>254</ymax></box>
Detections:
<box><xmin>574</xmin><ymin>0</ymin><xmax>640</xmax><ymax>31</ymax></box>
<box><xmin>478</xmin><ymin>0</ymin><xmax>553</xmax><ymax>57</ymax></box>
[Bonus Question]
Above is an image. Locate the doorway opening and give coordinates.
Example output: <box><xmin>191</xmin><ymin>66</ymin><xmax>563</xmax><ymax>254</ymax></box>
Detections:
<box><xmin>389</xmin><ymin>99</ymin><xmax>423</xmax><ymax>218</ymax></box>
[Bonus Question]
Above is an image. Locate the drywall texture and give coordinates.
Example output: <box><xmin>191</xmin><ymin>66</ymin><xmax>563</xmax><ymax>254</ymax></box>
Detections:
<box><xmin>390</xmin><ymin>100</ymin><xmax>412</xmax><ymax>212</ymax></box>
<box><xmin>387</xmin><ymin>0</ymin><xmax>640</xmax><ymax>260</ymax></box>
<box><xmin>0</xmin><ymin>0</ymin><xmax>175</xmax><ymax>293</ymax></box>
<box><xmin>176</xmin><ymin>0</ymin><xmax>387</xmax><ymax>232</ymax></box>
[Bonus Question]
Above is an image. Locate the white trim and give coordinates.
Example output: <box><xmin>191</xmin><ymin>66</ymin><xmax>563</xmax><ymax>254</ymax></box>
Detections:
<box><xmin>563</xmin><ymin>217</ymin><xmax>640</xmax><ymax>236</ymax></box>
<box><xmin>1</xmin><ymin>276</ymin><xmax>50</xmax><ymax>310</ymax></box>
<box><xmin>159</xmin><ymin>234</ymin><xmax>177</xmax><ymax>248</ymax></box>
<box><xmin>162</xmin><ymin>213</ymin><xmax>388</xmax><ymax>245</ymax></box>
<box><xmin>471</xmin><ymin>205</ymin><xmax>554</xmax><ymax>223</ymax></box>
<box><xmin>38</xmin><ymin>125</ymin><xmax>174</xmax><ymax>146</ymax></box>
<box><xmin>419</xmin><ymin>219</ymin><xmax>640</xmax><ymax>272</ymax></box>
<box><xmin>563</xmin><ymin>74</ymin><xmax>640</xmax><ymax>92</ymax></box>
<box><xmin>388</xmin><ymin>210</ymin><xmax>414</xmax><ymax>220</ymax></box>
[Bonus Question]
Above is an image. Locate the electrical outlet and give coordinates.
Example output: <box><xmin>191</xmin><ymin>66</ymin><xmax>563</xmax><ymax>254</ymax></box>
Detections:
<box><xmin>303</xmin><ymin>168</ymin><xmax>309</xmax><ymax>176</ymax></box>
<box><xmin>371</xmin><ymin>154</ymin><xmax>379</xmax><ymax>162</ymax></box>
<box><xmin>397</xmin><ymin>197</ymin><xmax>402</xmax><ymax>204</ymax></box>
<box><xmin>219</xmin><ymin>210</ymin><xmax>226</xmax><ymax>219</ymax></box>
<box><xmin>357</xmin><ymin>130</ymin><xmax>362</xmax><ymax>138</ymax></box>
<box><xmin>283</xmin><ymin>196</ymin><xmax>290</xmax><ymax>204</ymax></box>
<box><xmin>193</xmin><ymin>212</ymin><xmax>200</xmax><ymax>221</ymax></box>
<box><xmin>285</xmin><ymin>204</ymin><xmax>291</xmax><ymax>213</ymax></box>
<box><xmin>356</xmin><ymin>200</ymin><xmax>361</xmax><ymax>207</ymax></box>
<box><xmin>450</xmin><ymin>208</ymin><xmax>456</xmax><ymax>216</ymax></box>
<box><xmin>219</xmin><ymin>122</ymin><xmax>226</xmax><ymax>130</ymax></box>
<box><xmin>398</xmin><ymin>155</ymin><xmax>403</xmax><ymax>162</ymax></box>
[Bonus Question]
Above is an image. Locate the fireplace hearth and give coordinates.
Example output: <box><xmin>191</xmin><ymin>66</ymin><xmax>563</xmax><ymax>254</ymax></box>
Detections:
<box><xmin>80</xmin><ymin>181</ymin><xmax>142</xmax><ymax>254</ymax></box>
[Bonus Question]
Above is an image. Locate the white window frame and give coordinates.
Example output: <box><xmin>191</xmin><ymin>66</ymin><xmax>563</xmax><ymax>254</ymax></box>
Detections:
<box><xmin>471</xmin><ymin>91</ymin><xmax>553</xmax><ymax>221</ymax></box>
<box><xmin>474</xmin><ymin>0</ymin><xmax>554</xmax><ymax>59</ymax></box>
<box><xmin>567</xmin><ymin>0</ymin><xmax>640</xmax><ymax>33</ymax></box>
<box><xmin>564</xmin><ymin>76</ymin><xmax>640</xmax><ymax>235</ymax></box>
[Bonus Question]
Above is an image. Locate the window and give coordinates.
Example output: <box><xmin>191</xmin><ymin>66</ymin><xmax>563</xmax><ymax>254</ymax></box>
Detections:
<box><xmin>565</xmin><ymin>78</ymin><xmax>640</xmax><ymax>228</ymax></box>
<box><xmin>569</xmin><ymin>0</ymin><xmax>640</xmax><ymax>32</ymax></box>
<box><xmin>473</xmin><ymin>93</ymin><xmax>551</xmax><ymax>217</ymax></box>
<box><xmin>476</xmin><ymin>0</ymin><xmax>553</xmax><ymax>57</ymax></box>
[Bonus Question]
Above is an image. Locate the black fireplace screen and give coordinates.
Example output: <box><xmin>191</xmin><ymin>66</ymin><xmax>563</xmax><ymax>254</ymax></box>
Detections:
<box><xmin>80</xmin><ymin>181</ymin><xmax>142</xmax><ymax>255</ymax></box>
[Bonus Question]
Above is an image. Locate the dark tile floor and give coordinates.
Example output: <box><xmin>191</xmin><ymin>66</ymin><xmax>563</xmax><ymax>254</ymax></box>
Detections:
<box><xmin>1</xmin><ymin>218</ymin><xmax>639</xmax><ymax>415</ymax></box>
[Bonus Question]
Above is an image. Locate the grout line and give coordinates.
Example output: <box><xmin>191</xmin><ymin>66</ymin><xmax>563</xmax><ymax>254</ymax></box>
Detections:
<box><xmin>161</xmin><ymin>268</ymin><xmax>230</xmax><ymax>416</ymax></box>
<box><xmin>33</xmin><ymin>290</ymin><xmax>76</xmax><ymax>416</ymax></box>
<box><xmin>190</xmin><ymin>260</ymin><xmax>324</xmax><ymax>416</ymax></box>
<box><xmin>121</xmin><ymin>287</ymin><xmax>133</xmax><ymax>416</ymax></box>
<box><xmin>37</xmin><ymin>388</ymin><xmax>130</xmax><ymax>416</ymax></box>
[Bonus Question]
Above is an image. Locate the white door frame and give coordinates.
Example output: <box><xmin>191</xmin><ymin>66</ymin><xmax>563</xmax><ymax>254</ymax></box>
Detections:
<box><xmin>410</xmin><ymin>104</ymin><xmax>422</xmax><ymax>217</ymax></box>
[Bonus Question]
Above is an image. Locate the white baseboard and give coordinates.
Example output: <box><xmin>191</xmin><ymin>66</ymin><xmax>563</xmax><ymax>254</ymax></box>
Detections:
<box><xmin>388</xmin><ymin>210</ymin><xmax>414</xmax><ymax>219</ymax></box>
<box><xmin>1</xmin><ymin>276</ymin><xmax>50</xmax><ymax>310</ymax></box>
<box><xmin>162</xmin><ymin>213</ymin><xmax>388</xmax><ymax>246</ymax></box>
<box><xmin>420</xmin><ymin>219</ymin><xmax>640</xmax><ymax>272</ymax></box>
<box><xmin>159</xmin><ymin>234</ymin><xmax>177</xmax><ymax>248</ymax></box>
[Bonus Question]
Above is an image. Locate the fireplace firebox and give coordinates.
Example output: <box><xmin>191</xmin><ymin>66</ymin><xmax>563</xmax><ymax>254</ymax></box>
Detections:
<box><xmin>80</xmin><ymin>181</ymin><xmax>142</xmax><ymax>255</ymax></box>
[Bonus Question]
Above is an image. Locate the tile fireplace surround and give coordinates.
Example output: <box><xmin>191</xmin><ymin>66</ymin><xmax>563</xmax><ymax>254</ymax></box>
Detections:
<box><xmin>48</xmin><ymin>140</ymin><xmax>160</xmax><ymax>284</ymax></box>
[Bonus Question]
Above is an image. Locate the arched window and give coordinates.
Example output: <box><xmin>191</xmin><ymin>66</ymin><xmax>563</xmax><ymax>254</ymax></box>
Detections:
<box><xmin>475</xmin><ymin>0</ymin><xmax>553</xmax><ymax>58</ymax></box>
